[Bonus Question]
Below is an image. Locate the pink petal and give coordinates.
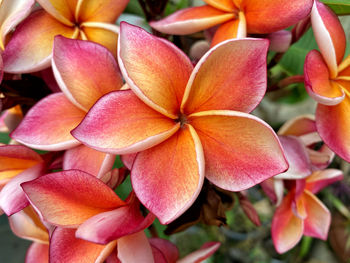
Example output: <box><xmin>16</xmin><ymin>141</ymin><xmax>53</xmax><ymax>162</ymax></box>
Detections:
<box><xmin>25</xmin><ymin>242</ymin><xmax>49</xmax><ymax>263</ymax></box>
<box><xmin>121</xmin><ymin>153</ymin><xmax>137</xmax><ymax>170</ymax></box>
<box><xmin>306</xmin><ymin>169</ymin><xmax>343</xmax><ymax>194</ymax></box>
<box><xmin>177</xmin><ymin>242</ymin><xmax>220</xmax><ymax>263</ymax></box>
<box><xmin>149</xmin><ymin>238</ymin><xmax>179</xmax><ymax>263</ymax></box>
<box><xmin>267</xmin><ymin>30</ymin><xmax>292</xmax><ymax>53</ymax></box>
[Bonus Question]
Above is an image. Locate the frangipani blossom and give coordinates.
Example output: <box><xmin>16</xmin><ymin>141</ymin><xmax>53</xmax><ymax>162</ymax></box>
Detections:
<box><xmin>304</xmin><ymin>0</ymin><xmax>350</xmax><ymax>162</ymax></box>
<box><xmin>150</xmin><ymin>0</ymin><xmax>313</xmax><ymax>46</ymax></box>
<box><xmin>72</xmin><ymin>22</ymin><xmax>288</xmax><ymax>224</ymax></box>
<box><xmin>3</xmin><ymin>0</ymin><xmax>129</xmax><ymax>73</ymax></box>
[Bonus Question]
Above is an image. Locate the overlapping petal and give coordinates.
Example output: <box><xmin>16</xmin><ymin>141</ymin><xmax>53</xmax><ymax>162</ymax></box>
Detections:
<box><xmin>311</xmin><ymin>0</ymin><xmax>346</xmax><ymax>78</ymax></box>
<box><xmin>304</xmin><ymin>50</ymin><xmax>344</xmax><ymax>105</ymax></box>
<box><xmin>3</xmin><ymin>10</ymin><xmax>78</xmax><ymax>73</ymax></box>
<box><xmin>26</xmin><ymin>243</ymin><xmax>49</xmax><ymax>263</ymax></box>
<box><xmin>36</xmin><ymin>0</ymin><xmax>76</xmax><ymax>25</ymax></box>
<box><xmin>72</xmin><ymin>90</ymin><xmax>180</xmax><ymax>155</ymax></box>
<box><xmin>177</xmin><ymin>242</ymin><xmax>221</xmax><ymax>263</ymax></box>
<box><xmin>131</xmin><ymin>125</ymin><xmax>205</xmax><ymax>224</ymax></box>
<box><xmin>182</xmin><ymin>38</ymin><xmax>268</xmax><ymax>114</ymax></box>
<box><xmin>306</xmin><ymin>169</ymin><xmax>343</xmax><ymax>194</ymax></box>
<box><xmin>204</xmin><ymin>0</ymin><xmax>236</xmax><ymax>12</ymax></box>
<box><xmin>52</xmin><ymin>36</ymin><xmax>122</xmax><ymax>111</ymax></box>
<box><xmin>278</xmin><ymin>115</ymin><xmax>316</xmax><ymax>136</ymax></box>
<box><xmin>118</xmin><ymin>22</ymin><xmax>193</xmax><ymax>118</ymax></box>
<box><xmin>21</xmin><ymin>170</ymin><xmax>125</xmax><ymax>227</ymax></box>
<box><xmin>150</xmin><ymin>5</ymin><xmax>235</xmax><ymax>35</ymax></box>
<box><xmin>149</xmin><ymin>238</ymin><xmax>179</xmax><ymax>263</ymax></box>
<box><xmin>11</xmin><ymin>93</ymin><xmax>85</xmax><ymax>151</ymax></box>
<box><xmin>189</xmin><ymin>111</ymin><xmax>288</xmax><ymax>191</ymax></box>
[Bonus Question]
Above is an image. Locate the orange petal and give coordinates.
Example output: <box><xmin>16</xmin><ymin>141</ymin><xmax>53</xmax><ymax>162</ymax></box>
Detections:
<box><xmin>150</xmin><ymin>5</ymin><xmax>235</xmax><ymax>35</ymax></box>
<box><xmin>72</xmin><ymin>90</ymin><xmax>180</xmax><ymax>155</ymax></box>
<box><xmin>3</xmin><ymin>10</ymin><xmax>77</xmax><ymax>73</ymax></box>
<box><xmin>26</xmin><ymin>243</ymin><xmax>49</xmax><ymax>263</ymax></box>
<box><xmin>118</xmin><ymin>22</ymin><xmax>193</xmax><ymax>118</ymax></box>
<box><xmin>11</xmin><ymin>93</ymin><xmax>85</xmax><ymax>151</ymax></box>
<box><xmin>131</xmin><ymin>125</ymin><xmax>205</xmax><ymax>224</ymax></box>
<box><xmin>311</xmin><ymin>0</ymin><xmax>346</xmax><ymax>78</ymax></box>
<box><xmin>244</xmin><ymin>0</ymin><xmax>313</xmax><ymax>34</ymax></box>
<box><xmin>304</xmin><ymin>50</ymin><xmax>344</xmax><ymax>105</ymax></box>
<box><xmin>52</xmin><ymin>36</ymin><xmax>122</xmax><ymax>111</ymax></box>
<box><xmin>272</xmin><ymin>192</ymin><xmax>304</xmax><ymax>254</ymax></box>
<box><xmin>37</xmin><ymin>0</ymin><xmax>76</xmax><ymax>26</ymax></box>
<box><xmin>189</xmin><ymin>111</ymin><xmax>288</xmax><ymax>191</ymax></box>
<box><xmin>203</xmin><ymin>0</ymin><xmax>236</xmax><ymax>12</ymax></box>
<box><xmin>50</xmin><ymin>228</ymin><xmax>117</xmax><ymax>263</ymax></box>
<box><xmin>278</xmin><ymin>115</ymin><xmax>316</xmax><ymax>136</ymax></box>
<box><xmin>21</xmin><ymin>170</ymin><xmax>126</xmax><ymax>227</ymax></box>
<box><xmin>182</xmin><ymin>38</ymin><xmax>268</xmax><ymax>114</ymax></box>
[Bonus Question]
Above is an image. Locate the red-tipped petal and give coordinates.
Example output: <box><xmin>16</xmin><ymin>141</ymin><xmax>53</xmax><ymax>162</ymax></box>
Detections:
<box><xmin>311</xmin><ymin>0</ymin><xmax>346</xmax><ymax>78</ymax></box>
<box><xmin>132</xmin><ymin>125</ymin><xmax>205</xmax><ymax>224</ymax></box>
<box><xmin>316</xmin><ymin>97</ymin><xmax>350</xmax><ymax>162</ymax></box>
<box><xmin>272</xmin><ymin>192</ymin><xmax>304</xmax><ymax>254</ymax></box>
<box><xmin>72</xmin><ymin>90</ymin><xmax>180</xmax><ymax>155</ymax></box>
<box><xmin>52</xmin><ymin>36</ymin><xmax>122</xmax><ymax>111</ymax></box>
<box><xmin>118</xmin><ymin>22</ymin><xmax>193</xmax><ymax>118</ymax></box>
<box><xmin>306</xmin><ymin>169</ymin><xmax>343</xmax><ymax>194</ymax></box>
<box><xmin>50</xmin><ymin>228</ymin><xmax>117</xmax><ymax>263</ymax></box>
<box><xmin>3</xmin><ymin>10</ymin><xmax>77</xmax><ymax>73</ymax></box>
<box><xmin>150</xmin><ymin>5</ymin><xmax>234</xmax><ymax>35</ymax></box>
<box><xmin>303</xmin><ymin>190</ymin><xmax>330</xmax><ymax>240</ymax></box>
<box><xmin>177</xmin><ymin>242</ymin><xmax>220</xmax><ymax>263</ymax></box>
<box><xmin>182</xmin><ymin>38</ymin><xmax>268</xmax><ymax>114</ymax></box>
<box><xmin>22</xmin><ymin>170</ymin><xmax>125</xmax><ymax>227</ymax></box>
<box><xmin>11</xmin><ymin>93</ymin><xmax>85</xmax><ymax>151</ymax></box>
<box><xmin>189</xmin><ymin>111</ymin><xmax>288</xmax><ymax>191</ymax></box>
<box><xmin>25</xmin><ymin>242</ymin><xmax>49</xmax><ymax>263</ymax></box>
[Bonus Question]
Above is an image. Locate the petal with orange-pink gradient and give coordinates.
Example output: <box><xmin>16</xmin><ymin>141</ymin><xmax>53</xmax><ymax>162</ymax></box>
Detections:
<box><xmin>150</xmin><ymin>5</ymin><xmax>234</xmax><ymax>35</ymax></box>
<box><xmin>26</xmin><ymin>243</ymin><xmax>49</xmax><ymax>263</ymax></box>
<box><xmin>36</xmin><ymin>0</ymin><xmax>76</xmax><ymax>25</ymax></box>
<box><xmin>303</xmin><ymin>190</ymin><xmax>330</xmax><ymax>240</ymax></box>
<box><xmin>21</xmin><ymin>170</ymin><xmax>126</xmax><ymax>227</ymax></box>
<box><xmin>182</xmin><ymin>38</ymin><xmax>268</xmax><ymax>114</ymax></box>
<box><xmin>244</xmin><ymin>0</ymin><xmax>313</xmax><ymax>34</ymax></box>
<box><xmin>177</xmin><ymin>242</ymin><xmax>220</xmax><ymax>263</ymax></box>
<box><xmin>52</xmin><ymin>36</ymin><xmax>122</xmax><ymax>112</ymax></box>
<box><xmin>11</xmin><ymin>93</ymin><xmax>85</xmax><ymax>151</ymax></box>
<box><xmin>304</xmin><ymin>50</ymin><xmax>344</xmax><ymax>105</ymax></box>
<box><xmin>132</xmin><ymin>125</ymin><xmax>205</xmax><ymax>224</ymax></box>
<box><xmin>50</xmin><ymin>228</ymin><xmax>117</xmax><ymax>263</ymax></box>
<box><xmin>118</xmin><ymin>22</ymin><xmax>193</xmax><ymax>118</ymax></box>
<box><xmin>306</xmin><ymin>169</ymin><xmax>343</xmax><ymax>194</ymax></box>
<box><xmin>63</xmin><ymin>145</ymin><xmax>115</xmax><ymax>179</ymax></box>
<box><xmin>3</xmin><ymin>10</ymin><xmax>78</xmax><ymax>73</ymax></box>
<box><xmin>316</xmin><ymin>97</ymin><xmax>350</xmax><ymax>162</ymax></box>
<box><xmin>278</xmin><ymin>115</ymin><xmax>316</xmax><ymax>136</ymax></box>
<box><xmin>189</xmin><ymin>111</ymin><xmax>288</xmax><ymax>191</ymax></box>
<box><xmin>72</xmin><ymin>90</ymin><xmax>180</xmax><ymax>155</ymax></box>
<box><xmin>0</xmin><ymin>0</ymin><xmax>35</xmax><ymax>50</ymax></box>
<box><xmin>272</xmin><ymin>192</ymin><xmax>304</xmax><ymax>254</ymax></box>
<box><xmin>311</xmin><ymin>0</ymin><xmax>346</xmax><ymax>78</ymax></box>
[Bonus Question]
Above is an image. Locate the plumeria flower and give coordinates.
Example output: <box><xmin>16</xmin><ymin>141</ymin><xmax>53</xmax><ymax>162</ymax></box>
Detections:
<box><xmin>72</xmin><ymin>22</ymin><xmax>288</xmax><ymax>224</ymax></box>
<box><xmin>150</xmin><ymin>0</ymin><xmax>313</xmax><ymax>46</ymax></box>
<box><xmin>2</xmin><ymin>0</ymin><xmax>129</xmax><ymax>73</ymax></box>
<box><xmin>304</xmin><ymin>0</ymin><xmax>350</xmax><ymax>162</ymax></box>
<box><xmin>271</xmin><ymin>169</ymin><xmax>343</xmax><ymax>253</ymax></box>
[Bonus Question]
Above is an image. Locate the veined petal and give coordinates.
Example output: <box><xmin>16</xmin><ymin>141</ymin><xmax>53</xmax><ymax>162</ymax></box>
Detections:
<box><xmin>278</xmin><ymin>115</ymin><xmax>316</xmax><ymax>136</ymax></box>
<box><xmin>11</xmin><ymin>93</ymin><xmax>85</xmax><ymax>151</ymax></box>
<box><xmin>0</xmin><ymin>0</ymin><xmax>35</xmax><ymax>50</ymax></box>
<box><xmin>244</xmin><ymin>0</ymin><xmax>313</xmax><ymax>34</ymax></box>
<box><xmin>63</xmin><ymin>145</ymin><xmax>115</xmax><ymax>179</ymax></box>
<box><xmin>118</xmin><ymin>22</ymin><xmax>193</xmax><ymax>118</ymax></box>
<box><xmin>117</xmin><ymin>231</ymin><xmax>154</xmax><ymax>263</ymax></box>
<box><xmin>210</xmin><ymin>14</ymin><xmax>247</xmax><ymax>47</ymax></box>
<box><xmin>25</xmin><ymin>243</ymin><xmax>49</xmax><ymax>263</ymax></box>
<box><xmin>131</xmin><ymin>125</ymin><xmax>205</xmax><ymax>224</ymax></box>
<box><xmin>149</xmin><ymin>238</ymin><xmax>179</xmax><ymax>263</ymax></box>
<box><xmin>3</xmin><ymin>10</ymin><xmax>78</xmax><ymax>73</ymax></box>
<box><xmin>177</xmin><ymin>242</ymin><xmax>220</xmax><ymax>263</ymax></box>
<box><xmin>182</xmin><ymin>38</ymin><xmax>268</xmax><ymax>114</ymax></box>
<box><xmin>72</xmin><ymin>90</ymin><xmax>180</xmax><ymax>155</ymax></box>
<box><xmin>9</xmin><ymin>206</ymin><xmax>48</xmax><ymax>244</ymax></box>
<box><xmin>21</xmin><ymin>170</ymin><xmax>125</xmax><ymax>227</ymax></box>
<box><xmin>50</xmin><ymin>228</ymin><xmax>117</xmax><ymax>263</ymax></box>
<box><xmin>52</xmin><ymin>36</ymin><xmax>122</xmax><ymax>112</ymax></box>
<box><xmin>311</xmin><ymin>0</ymin><xmax>346</xmax><ymax>78</ymax></box>
<box><xmin>203</xmin><ymin>0</ymin><xmax>236</xmax><ymax>12</ymax></box>
<box><xmin>36</xmin><ymin>0</ymin><xmax>76</xmax><ymax>26</ymax></box>
<box><xmin>306</xmin><ymin>169</ymin><xmax>343</xmax><ymax>194</ymax></box>
<box><xmin>189</xmin><ymin>111</ymin><xmax>288</xmax><ymax>191</ymax></box>
<box><xmin>272</xmin><ymin>192</ymin><xmax>304</xmax><ymax>254</ymax></box>
<box><xmin>150</xmin><ymin>5</ymin><xmax>234</xmax><ymax>35</ymax></box>
<box><xmin>316</xmin><ymin>97</ymin><xmax>350</xmax><ymax>162</ymax></box>
<box><xmin>304</xmin><ymin>50</ymin><xmax>344</xmax><ymax>105</ymax></box>
<box><xmin>274</xmin><ymin>136</ymin><xmax>311</xmax><ymax>179</ymax></box>
<box><xmin>303</xmin><ymin>190</ymin><xmax>330</xmax><ymax>240</ymax></box>
<box><xmin>81</xmin><ymin>22</ymin><xmax>119</xmax><ymax>57</ymax></box>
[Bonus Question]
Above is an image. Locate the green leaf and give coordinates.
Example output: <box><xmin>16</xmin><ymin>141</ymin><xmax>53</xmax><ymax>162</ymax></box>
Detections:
<box><xmin>321</xmin><ymin>0</ymin><xmax>350</xmax><ymax>15</ymax></box>
<box><xmin>124</xmin><ymin>0</ymin><xmax>144</xmax><ymax>17</ymax></box>
<box><xmin>0</xmin><ymin>133</ymin><xmax>10</xmax><ymax>144</ymax></box>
